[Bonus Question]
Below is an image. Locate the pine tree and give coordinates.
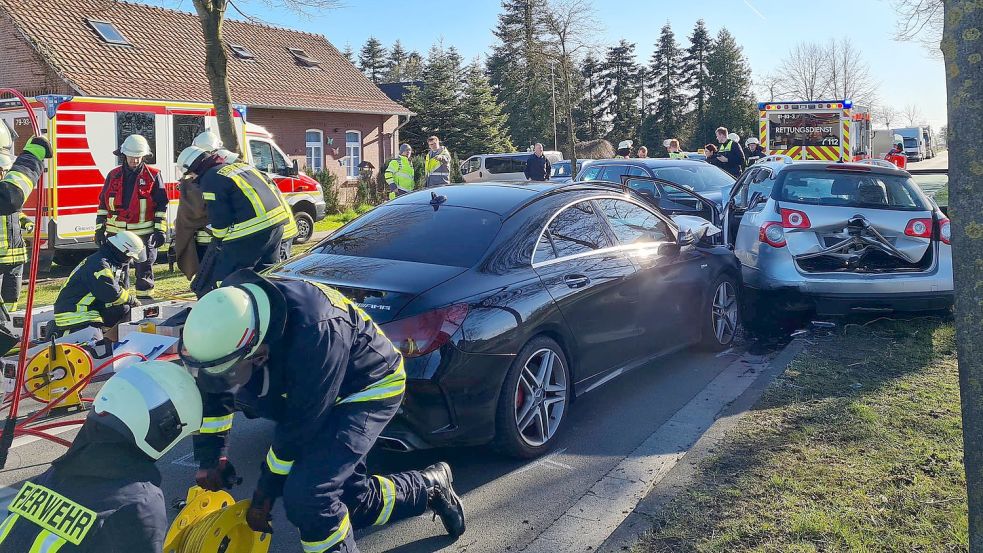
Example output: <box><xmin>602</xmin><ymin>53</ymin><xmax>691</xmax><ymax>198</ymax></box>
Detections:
<box><xmin>706</xmin><ymin>29</ymin><xmax>757</xmax><ymax>144</ymax></box>
<box><xmin>576</xmin><ymin>55</ymin><xmax>606</xmax><ymax>139</ymax></box>
<box><xmin>358</xmin><ymin>37</ymin><xmax>388</xmax><ymax>83</ymax></box>
<box><xmin>403</xmin><ymin>52</ymin><xmax>425</xmax><ymax>81</ymax></box>
<box><xmin>487</xmin><ymin>0</ymin><xmax>554</xmax><ymax>149</ymax></box>
<box><xmin>600</xmin><ymin>40</ymin><xmax>643</xmax><ymax>144</ymax></box>
<box><xmin>402</xmin><ymin>46</ymin><xmax>462</xmax><ymax>153</ymax></box>
<box><xmin>341</xmin><ymin>43</ymin><xmax>354</xmax><ymax>64</ymax></box>
<box><xmin>643</xmin><ymin>23</ymin><xmax>688</xmax><ymax>150</ymax></box>
<box><xmin>682</xmin><ymin>19</ymin><xmax>714</xmax><ymax>144</ymax></box>
<box><xmin>456</xmin><ymin>62</ymin><xmax>514</xmax><ymax>157</ymax></box>
<box><xmin>386</xmin><ymin>40</ymin><xmax>408</xmax><ymax>82</ymax></box>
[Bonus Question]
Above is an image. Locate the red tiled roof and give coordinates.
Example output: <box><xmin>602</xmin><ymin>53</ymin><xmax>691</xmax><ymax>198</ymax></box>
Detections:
<box><xmin>0</xmin><ymin>0</ymin><xmax>411</xmax><ymax>115</ymax></box>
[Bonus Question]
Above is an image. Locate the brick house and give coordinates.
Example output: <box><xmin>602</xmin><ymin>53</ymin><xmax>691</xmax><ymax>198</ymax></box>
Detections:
<box><xmin>0</xmin><ymin>0</ymin><xmax>411</xmax><ymax>187</ymax></box>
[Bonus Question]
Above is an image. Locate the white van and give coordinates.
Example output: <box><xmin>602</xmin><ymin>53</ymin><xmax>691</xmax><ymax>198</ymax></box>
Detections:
<box><xmin>460</xmin><ymin>151</ymin><xmax>563</xmax><ymax>183</ymax></box>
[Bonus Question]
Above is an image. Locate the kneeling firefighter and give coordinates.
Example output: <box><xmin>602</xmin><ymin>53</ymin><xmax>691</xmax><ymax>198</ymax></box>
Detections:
<box><xmin>180</xmin><ymin>269</ymin><xmax>466</xmax><ymax>552</ymax></box>
<box><xmin>52</xmin><ymin>230</ymin><xmax>145</xmax><ymax>336</ymax></box>
<box><xmin>0</xmin><ymin>361</ymin><xmax>202</xmax><ymax>552</ymax></box>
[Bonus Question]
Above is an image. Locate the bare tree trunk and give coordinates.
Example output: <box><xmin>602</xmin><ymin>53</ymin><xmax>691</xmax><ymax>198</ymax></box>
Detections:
<box><xmin>561</xmin><ymin>51</ymin><xmax>577</xmax><ymax>175</ymax></box>
<box><xmin>942</xmin><ymin>1</ymin><xmax>983</xmax><ymax>548</ymax></box>
<box><xmin>193</xmin><ymin>0</ymin><xmax>241</xmax><ymax>154</ymax></box>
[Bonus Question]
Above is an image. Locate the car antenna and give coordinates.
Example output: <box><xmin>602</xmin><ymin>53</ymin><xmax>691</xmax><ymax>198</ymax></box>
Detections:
<box><xmin>430</xmin><ymin>191</ymin><xmax>448</xmax><ymax>211</ymax></box>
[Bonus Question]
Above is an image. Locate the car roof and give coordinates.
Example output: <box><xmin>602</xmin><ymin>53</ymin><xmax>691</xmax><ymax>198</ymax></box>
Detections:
<box><xmin>759</xmin><ymin>159</ymin><xmax>910</xmax><ymax>177</ymax></box>
<box><xmin>387</xmin><ymin>182</ymin><xmax>628</xmax><ymax>217</ymax></box>
<box><xmin>587</xmin><ymin>158</ymin><xmax>708</xmax><ymax>168</ymax></box>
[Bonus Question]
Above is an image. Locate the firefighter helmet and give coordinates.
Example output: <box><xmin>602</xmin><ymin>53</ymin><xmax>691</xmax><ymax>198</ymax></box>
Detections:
<box><xmin>192</xmin><ymin>131</ymin><xmax>223</xmax><ymax>151</ymax></box>
<box><xmin>92</xmin><ymin>361</ymin><xmax>203</xmax><ymax>460</ymax></box>
<box><xmin>108</xmin><ymin>230</ymin><xmax>148</xmax><ymax>263</ymax></box>
<box><xmin>177</xmin><ymin>145</ymin><xmax>210</xmax><ymax>175</ymax></box>
<box><xmin>120</xmin><ymin>134</ymin><xmax>152</xmax><ymax>158</ymax></box>
<box><xmin>0</xmin><ymin>120</ymin><xmax>15</xmax><ymax>171</ymax></box>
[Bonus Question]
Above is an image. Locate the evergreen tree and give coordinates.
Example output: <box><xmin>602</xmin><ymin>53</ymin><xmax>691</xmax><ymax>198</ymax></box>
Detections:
<box><xmin>643</xmin><ymin>23</ymin><xmax>688</xmax><ymax>150</ymax></box>
<box><xmin>682</xmin><ymin>19</ymin><xmax>714</xmax><ymax>144</ymax></box>
<box><xmin>386</xmin><ymin>40</ymin><xmax>408</xmax><ymax>82</ymax></box>
<box><xmin>487</xmin><ymin>0</ymin><xmax>554</xmax><ymax>149</ymax></box>
<box><xmin>455</xmin><ymin>62</ymin><xmax>514</xmax><ymax>157</ymax></box>
<box><xmin>358</xmin><ymin>37</ymin><xmax>388</xmax><ymax>83</ymax></box>
<box><xmin>706</xmin><ymin>29</ymin><xmax>757</xmax><ymax>144</ymax></box>
<box><xmin>576</xmin><ymin>55</ymin><xmax>606</xmax><ymax>139</ymax></box>
<box><xmin>341</xmin><ymin>43</ymin><xmax>354</xmax><ymax>64</ymax></box>
<box><xmin>403</xmin><ymin>52</ymin><xmax>425</xmax><ymax>81</ymax></box>
<box><xmin>599</xmin><ymin>40</ymin><xmax>643</xmax><ymax>144</ymax></box>
<box><xmin>402</xmin><ymin>46</ymin><xmax>462</xmax><ymax>153</ymax></box>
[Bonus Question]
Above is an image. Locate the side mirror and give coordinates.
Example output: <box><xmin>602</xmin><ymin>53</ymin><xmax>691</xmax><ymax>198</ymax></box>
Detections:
<box><xmin>291</xmin><ymin>159</ymin><xmax>300</xmax><ymax>176</ymax></box>
<box><xmin>677</xmin><ymin>229</ymin><xmax>697</xmax><ymax>247</ymax></box>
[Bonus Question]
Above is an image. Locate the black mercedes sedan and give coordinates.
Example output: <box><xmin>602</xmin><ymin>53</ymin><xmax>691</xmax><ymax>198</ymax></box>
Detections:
<box><xmin>272</xmin><ymin>182</ymin><xmax>741</xmax><ymax>458</ymax></box>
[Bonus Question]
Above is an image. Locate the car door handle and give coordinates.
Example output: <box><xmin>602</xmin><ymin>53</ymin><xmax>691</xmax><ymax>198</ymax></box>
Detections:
<box><xmin>563</xmin><ymin>274</ymin><xmax>590</xmax><ymax>288</ymax></box>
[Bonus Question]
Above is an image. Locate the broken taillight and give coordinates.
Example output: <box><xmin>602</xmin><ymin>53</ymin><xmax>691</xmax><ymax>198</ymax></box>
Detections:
<box><xmin>781</xmin><ymin>208</ymin><xmax>811</xmax><ymax>229</ymax></box>
<box><xmin>939</xmin><ymin>218</ymin><xmax>951</xmax><ymax>245</ymax></box>
<box><xmin>759</xmin><ymin>222</ymin><xmax>787</xmax><ymax>248</ymax></box>
<box><xmin>904</xmin><ymin>218</ymin><xmax>933</xmax><ymax>239</ymax></box>
<box><xmin>380</xmin><ymin>304</ymin><xmax>469</xmax><ymax>358</ymax></box>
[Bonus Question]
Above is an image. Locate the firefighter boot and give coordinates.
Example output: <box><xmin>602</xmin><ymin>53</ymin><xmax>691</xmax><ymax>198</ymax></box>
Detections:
<box><xmin>421</xmin><ymin>462</ymin><xmax>465</xmax><ymax>538</ymax></box>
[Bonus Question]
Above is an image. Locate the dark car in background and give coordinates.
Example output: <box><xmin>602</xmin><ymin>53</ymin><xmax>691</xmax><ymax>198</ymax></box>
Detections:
<box><xmin>577</xmin><ymin>158</ymin><xmax>736</xmax><ymax>208</ymax></box>
<box><xmin>273</xmin><ymin>183</ymin><xmax>741</xmax><ymax>458</ymax></box>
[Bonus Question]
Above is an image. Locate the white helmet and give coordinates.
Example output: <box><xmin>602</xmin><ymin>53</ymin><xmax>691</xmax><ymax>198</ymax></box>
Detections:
<box><xmin>108</xmin><ymin>230</ymin><xmax>147</xmax><ymax>263</ymax></box>
<box><xmin>213</xmin><ymin>148</ymin><xmax>239</xmax><ymax>163</ymax></box>
<box><xmin>618</xmin><ymin>140</ymin><xmax>633</xmax><ymax>150</ymax></box>
<box><xmin>0</xmin><ymin>120</ymin><xmax>14</xmax><ymax>171</ymax></box>
<box><xmin>119</xmin><ymin>134</ymin><xmax>151</xmax><ymax>158</ymax></box>
<box><xmin>180</xmin><ymin>271</ymin><xmax>286</xmax><ymax>393</ymax></box>
<box><xmin>177</xmin><ymin>145</ymin><xmax>210</xmax><ymax>175</ymax></box>
<box><xmin>92</xmin><ymin>361</ymin><xmax>203</xmax><ymax>460</ymax></box>
<box><xmin>192</xmin><ymin>131</ymin><xmax>223</xmax><ymax>151</ymax></box>
<box><xmin>728</xmin><ymin>132</ymin><xmax>741</xmax><ymax>143</ymax></box>
<box><xmin>745</xmin><ymin>137</ymin><xmax>759</xmax><ymax>146</ymax></box>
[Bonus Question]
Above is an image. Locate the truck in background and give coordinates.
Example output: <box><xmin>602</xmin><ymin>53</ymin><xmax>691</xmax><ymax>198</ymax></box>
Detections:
<box><xmin>892</xmin><ymin>126</ymin><xmax>930</xmax><ymax>162</ymax></box>
<box><xmin>922</xmin><ymin>126</ymin><xmax>936</xmax><ymax>159</ymax></box>
<box><xmin>871</xmin><ymin>130</ymin><xmax>904</xmax><ymax>159</ymax></box>
<box><xmin>0</xmin><ymin>96</ymin><xmax>326</xmax><ymax>267</ymax></box>
<box><xmin>759</xmin><ymin>100</ymin><xmax>872</xmax><ymax>161</ymax></box>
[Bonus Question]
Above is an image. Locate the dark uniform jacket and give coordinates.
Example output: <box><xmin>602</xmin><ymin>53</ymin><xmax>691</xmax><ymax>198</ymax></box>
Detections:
<box><xmin>746</xmin><ymin>147</ymin><xmax>766</xmax><ymax>166</ymax></box>
<box><xmin>53</xmin><ymin>245</ymin><xmax>130</xmax><ymax>328</ymax></box>
<box><xmin>194</xmin><ymin>274</ymin><xmax>404</xmax><ymax>499</ymax></box>
<box><xmin>524</xmin><ymin>154</ymin><xmax>551</xmax><ymax>181</ymax></box>
<box><xmin>199</xmin><ymin>162</ymin><xmax>287</xmax><ymax>243</ymax></box>
<box><xmin>0</xmin><ymin>423</ymin><xmax>165</xmax><ymax>552</ymax></box>
<box><xmin>0</xmin><ymin>150</ymin><xmax>42</xmax><ymax>216</ymax></box>
<box><xmin>716</xmin><ymin>140</ymin><xmax>746</xmax><ymax>178</ymax></box>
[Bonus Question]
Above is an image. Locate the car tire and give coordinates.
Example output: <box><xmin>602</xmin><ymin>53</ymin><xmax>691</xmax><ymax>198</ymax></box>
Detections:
<box><xmin>493</xmin><ymin>336</ymin><xmax>572</xmax><ymax>459</ymax></box>
<box><xmin>701</xmin><ymin>275</ymin><xmax>740</xmax><ymax>350</ymax></box>
<box><xmin>293</xmin><ymin>211</ymin><xmax>315</xmax><ymax>244</ymax></box>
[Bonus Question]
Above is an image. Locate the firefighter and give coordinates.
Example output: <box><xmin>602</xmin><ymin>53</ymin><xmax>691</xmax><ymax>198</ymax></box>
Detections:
<box><xmin>0</xmin><ymin>361</ymin><xmax>202</xmax><ymax>552</ymax></box>
<box><xmin>385</xmin><ymin>144</ymin><xmax>415</xmax><ymax>200</ymax></box>
<box><xmin>745</xmin><ymin>137</ymin><xmax>766</xmax><ymax>165</ymax></box>
<box><xmin>423</xmin><ymin>136</ymin><xmax>452</xmax><ymax>188</ymax></box>
<box><xmin>667</xmin><ymin>139</ymin><xmax>687</xmax><ymax>159</ymax></box>
<box><xmin>52</xmin><ymin>231</ymin><xmax>145</xmax><ymax>337</ymax></box>
<box><xmin>179</xmin><ymin>269</ymin><xmax>466</xmax><ymax>553</ymax></box>
<box><xmin>713</xmin><ymin>127</ymin><xmax>746</xmax><ymax>178</ymax></box>
<box><xmin>176</xmin><ymin>145</ymin><xmax>289</xmax><ymax>295</ymax></box>
<box><xmin>96</xmin><ymin>135</ymin><xmax>167</xmax><ymax>301</ymax></box>
<box><xmin>615</xmin><ymin>140</ymin><xmax>632</xmax><ymax>159</ymax></box>
<box><xmin>0</xmin><ymin>125</ymin><xmax>49</xmax><ymax>322</ymax></box>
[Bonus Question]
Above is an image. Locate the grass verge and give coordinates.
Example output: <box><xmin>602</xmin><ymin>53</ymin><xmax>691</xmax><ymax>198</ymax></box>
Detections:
<box><xmin>314</xmin><ymin>204</ymin><xmax>373</xmax><ymax>233</ymax></box>
<box><xmin>639</xmin><ymin>318</ymin><xmax>967</xmax><ymax>552</ymax></box>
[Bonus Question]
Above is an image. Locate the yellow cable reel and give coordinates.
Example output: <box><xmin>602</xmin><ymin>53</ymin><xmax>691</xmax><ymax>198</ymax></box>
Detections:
<box><xmin>24</xmin><ymin>343</ymin><xmax>93</xmax><ymax>408</ymax></box>
<box><xmin>165</xmin><ymin>486</ymin><xmax>271</xmax><ymax>553</ymax></box>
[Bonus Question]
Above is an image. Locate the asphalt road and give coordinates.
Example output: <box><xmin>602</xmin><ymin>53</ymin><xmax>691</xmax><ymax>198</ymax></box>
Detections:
<box><xmin>907</xmin><ymin>149</ymin><xmax>948</xmax><ymax>171</ymax></box>
<box><xmin>0</xmin><ymin>344</ymin><xmax>747</xmax><ymax>552</ymax></box>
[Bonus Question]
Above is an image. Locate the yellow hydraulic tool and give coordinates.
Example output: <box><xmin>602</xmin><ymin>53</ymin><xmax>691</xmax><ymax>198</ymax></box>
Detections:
<box><xmin>165</xmin><ymin>486</ymin><xmax>272</xmax><ymax>553</ymax></box>
<box><xmin>23</xmin><ymin>343</ymin><xmax>93</xmax><ymax>409</ymax></box>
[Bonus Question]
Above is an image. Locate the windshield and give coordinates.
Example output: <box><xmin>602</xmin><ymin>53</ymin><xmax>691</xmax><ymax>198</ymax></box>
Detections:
<box><xmin>903</xmin><ymin>138</ymin><xmax>917</xmax><ymax>148</ymax></box>
<box><xmin>777</xmin><ymin>170</ymin><xmax>930</xmax><ymax>211</ymax></box>
<box><xmin>552</xmin><ymin>161</ymin><xmax>571</xmax><ymax>177</ymax></box>
<box><xmin>648</xmin><ymin>164</ymin><xmax>735</xmax><ymax>193</ymax></box>
<box><xmin>314</xmin><ymin>204</ymin><xmax>501</xmax><ymax>267</ymax></box>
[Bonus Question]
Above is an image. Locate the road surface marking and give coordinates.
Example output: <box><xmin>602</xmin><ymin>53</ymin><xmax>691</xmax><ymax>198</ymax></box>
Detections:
<box><xmin>170</xmin><ymin>452</ymin><xmax>197</xmax><ymax>467</ymax></box>
<box><xmin>514</xmin><ymin>448</ymin><xmax>571</xmax><ymax>475</ymax></box>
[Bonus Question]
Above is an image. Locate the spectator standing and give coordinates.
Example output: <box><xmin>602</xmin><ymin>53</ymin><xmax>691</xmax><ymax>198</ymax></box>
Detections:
<box><xmin>705</xmin><ymin>144</ymin><xmax>722</xmax><ymax>170</ymax></box>
<box><xmin>637</xmin><ymin>146</ymin><xmax>649</xmax><ymax>158</ymax></box>
<box><xmin>668</xmin><ymin>139</ymin><xmax>687</xmax><ymax>159</ymax></box>
<box><xmin>713</xmin><ymin>127</ymin><xmax>746</xmax><ymax>177</ymax></box>
<box><xmin>424</xmin><ymin>136</ymin><xmax>452</xmax><ymax>187</ymax></box>
<box><xmin>524</xmin><ymin>143</ymin><xmax>551</xmax><ymax>182</ymax></box>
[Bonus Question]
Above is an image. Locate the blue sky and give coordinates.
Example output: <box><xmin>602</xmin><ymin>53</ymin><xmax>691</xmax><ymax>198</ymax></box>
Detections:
<box><xmin>165</xmin><ymin>0</ymin><xmax>948</xmax><ymax>128</ymax></box>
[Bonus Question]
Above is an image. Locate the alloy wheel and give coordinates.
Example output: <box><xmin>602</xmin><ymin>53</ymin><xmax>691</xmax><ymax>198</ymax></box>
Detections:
<box><xmin>712</xmin><ymin>281</ymin><xmax>738</xmax><ymax>344</ymax></box>
<box><xmin>514</xmin><ymin>348</ymin><xmax>568</xmax><ymax>447</ymax></box>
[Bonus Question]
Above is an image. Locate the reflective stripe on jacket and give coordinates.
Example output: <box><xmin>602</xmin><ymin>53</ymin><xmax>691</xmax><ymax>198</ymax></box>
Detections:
<box><xmin>53</xmin><ymin>249</ymin><xmax>128</xmax><ymax>328</ymax></box>
<box><xmin>669</xmin><ymin>151</ymin><xmax>687</xmax><ymax>159</ymax></box>
<box><xmin>200</xmin><ymin>163</ymin><xmax>289</xmax><ymax>243</ymax></box>
<box><xmin>98</xmin><ymin>165</ymin><xmax>166</xmax><ymax>236</ymax></box>
<box><xmin>0</xmin><ymin>150</ymin><xmax>42</xmax><ymax>216</ymax></box>
<box><xmin>385</xmin><ymin>156</ymin><xmax>414</xmax><ymax>199</ymax></box>
<box><xmin>424</xmin><ymin>147</ymin><xmax>451</xmax><ymax>186</ymax></box>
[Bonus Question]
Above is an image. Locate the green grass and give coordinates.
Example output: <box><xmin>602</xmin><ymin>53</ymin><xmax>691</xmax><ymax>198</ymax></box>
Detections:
<box><xmin>638</xmin><ymin>318</ymin><xmax>968</xmax><ymax>553</ymax></box>
<box><xmin>935</xmin><ymin>185</ymin><xmax>949</xmax><ymax>206</ymax></box>
<box><xmin>313</xmin><ymin>204</ymin><xmax>373</xmax><ymax>233</ymax></box>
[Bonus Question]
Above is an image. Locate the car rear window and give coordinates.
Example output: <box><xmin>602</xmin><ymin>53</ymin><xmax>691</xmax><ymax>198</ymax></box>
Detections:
<box><xmin>776</xmin><ymin>170</ymin><xmax>929</xmax><ymax>211</ymax></box>
<box><xmin>648</xmin><ymin>164</ymin><xmax>735</xmax><ymax>192</ymax></box>
<box><xmin>315</xmin><ymin>204</ymin><xmax>501</xmax><ymax>267</ymax></box>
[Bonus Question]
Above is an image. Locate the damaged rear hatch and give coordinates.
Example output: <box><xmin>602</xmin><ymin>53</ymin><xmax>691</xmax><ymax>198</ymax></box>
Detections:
<box><xmin>774</xmin><ymin>166</ymin><xmax>941</xmax><ymax>274</ymax></box>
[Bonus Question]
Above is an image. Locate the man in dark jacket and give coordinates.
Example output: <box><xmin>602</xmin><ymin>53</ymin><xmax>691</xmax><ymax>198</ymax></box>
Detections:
<box><xmin>712</xmin><ymin>127</ymin><xmax>746</xmax><ymax>178</ymax></box>
<box><xmin>180</xmin><ymin>269</ymin><xmax>466</xmax><ymax>553</ymax></box>
<box><xmin>524</xmin><ymin>143</ymin><xmax>551</xmax><ymax>182</ymax></box>
<box><xmin>0</xmin><ymin>361</ymin><xmax>202</xmax><ymax>552</ymax></box>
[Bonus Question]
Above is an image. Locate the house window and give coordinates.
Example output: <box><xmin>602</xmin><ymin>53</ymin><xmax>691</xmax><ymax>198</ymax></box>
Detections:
<box><xmin>345</xmin><ymin>131</ymin><xmax>361</xmax><ymax>179</ymax></box>
<box><xmin>86</xmin><ymin>19</ymin><xmax>130</xmax><ymax>45</ymax></box>
<box><xmin>306</xmin><ymin>130</ymin><xmax>323</xmax><ymax>172</ymax></box>
<box><xmin>228</xmin><ymin>43</ymin><xmax>255</xmax><ymax>60</ymax></box>
<box><xmin>288</xmin><ymin>47</ymin><xmax>321</xmax><ymax>69</ymax></box>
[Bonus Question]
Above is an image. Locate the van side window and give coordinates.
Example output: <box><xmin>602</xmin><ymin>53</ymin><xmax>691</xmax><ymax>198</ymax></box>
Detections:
<box><xmin>581</xmin><ymin>165</ymin><xmax>603</xmax><ymax>181</ymax></box>
<box><xmin>250</xmin><ymin>140</ymin><xmax>275</xmax><ymax>173</ymax></box>
<box><xmin>116</xmin><ymin>112</ymin><xmax>156</xmax><ymax>165</ymax></box>
<box><xmin>462</xmin><ymin>157</ymin><xmax>479</xmax><ymax>175</ymax></box>
<box><xmin>173</xmin><ymin>115</ymin><xmax>205</xmax><ymax>162</ymax></box>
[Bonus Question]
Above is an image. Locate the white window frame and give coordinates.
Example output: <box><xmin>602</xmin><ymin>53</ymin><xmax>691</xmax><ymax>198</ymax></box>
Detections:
<box><xmin>345</xmin><ymin>130</ymin><xmax>362</xmax><ymax>179</ymax></box>
<box><xmin>306</xmin><ymin>129</ymin><xmax>324</xmax><ymax>172</ymax></box>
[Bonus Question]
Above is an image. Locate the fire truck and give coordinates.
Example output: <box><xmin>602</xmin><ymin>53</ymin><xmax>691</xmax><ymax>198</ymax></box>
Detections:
<box><xmin>759</xmin><ymin>100</ymin><xmax>872</xmax><ymax>162</ymax></box>
<box><xmin>0</xmin><ymin>95</ymin><xmax>326</xmax><ymax>267</ymax></box>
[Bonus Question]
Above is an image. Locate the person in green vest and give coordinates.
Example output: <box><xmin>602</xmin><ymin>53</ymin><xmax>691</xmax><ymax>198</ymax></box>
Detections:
<box><xmin>423</xmin><ymin>136</ymin><xmax>452</xmax><ymax>188</ymax></box>
<box><xmin>385</xmin><ymin>144</ymin><xmax>415</xmax><ymax>200</ymax></box>
<box><xmin>668</xmin><ymin>139</ymin><xmax>687</xmax><ymax>159</ymax></box>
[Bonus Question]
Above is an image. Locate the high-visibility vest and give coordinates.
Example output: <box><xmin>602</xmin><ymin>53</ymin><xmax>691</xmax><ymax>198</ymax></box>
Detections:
<box><xmin>0</xmin><ymin>213</ymin><xmax>29</xmax><ymax>265</ymax></box>
<box><xmin>718</xmin><ymin>140</ymin><xmax>734</xmax><ymax>154</ymax></box>
<box><xmin>385</xmin><ymin>156</ymin><xmax>414</xmax><ymax>200</ymax></box>
<box><xmin>424</xmin><ymin>147</ymin><xmax>450</xmax><ymax>181</ymax></box>
<box><xmin>99</xmin><ymin>165</ymin><xmax>162</xmax><ymax>236</ymax></box>
<box><xmin>273</xmin><ymin>187</ymin><xmax>298</xmax><ymax>242</ymax></box>
<box><xmin>669</xmin><ymin>151</ymin><xmax>687</xmax><ymax>159</ymax></box>
<box><xmin>206</xmin><ymin>164</ymin><xmax>289</xmax><ymax>242</ymax></box>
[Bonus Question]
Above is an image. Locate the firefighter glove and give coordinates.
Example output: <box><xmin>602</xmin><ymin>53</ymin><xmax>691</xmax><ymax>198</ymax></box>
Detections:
<box><xmin>95</xmin><ymin>227</ymin><xmax>107</xmax><ymax>246</ymax></box>
<box><xmin>24</xmin><ymin>136</ymin><xmax>52</xmax><ymax>160</ymax></box>
<box><xmin>21</xmin><ymin>220</ymin><xmax>34</xmax><ymax>234</ymax></box>
<box><xmin>148</xmin><ymin>230</ymin><xmax>166</xmax><ymax>249</ymax></box>
<box><xmin>195</xmin><ymin>457</ymin><xmax>241</xmax><ymax>491</ymax></box>
<box><xmin>127</xmin><ymin>295</ymin><xmax>141</xmax><ymax>308</ymax></box>
<box><xmin>246</xmin><ymin>490</ymin><xmax>275</xmax><ymax>534</ymax></box>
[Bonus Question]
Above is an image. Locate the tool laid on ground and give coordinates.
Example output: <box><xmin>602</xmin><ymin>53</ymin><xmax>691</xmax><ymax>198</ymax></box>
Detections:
<box><xmin>23</xmin><ymin>341</ymin><xmax>93</xmax><ymax>409</ymax></box>
<box><xmin>165</xmin><ymin>486</ymin><xmax>271</xmax><ymax>553</ymax></box>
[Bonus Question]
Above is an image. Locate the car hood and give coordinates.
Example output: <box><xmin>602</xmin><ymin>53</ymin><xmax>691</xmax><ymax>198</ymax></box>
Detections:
<box><xmin>272</xmin><ymin>252</ymin><xmax>467</xmax><ymax>323</ymax></box>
